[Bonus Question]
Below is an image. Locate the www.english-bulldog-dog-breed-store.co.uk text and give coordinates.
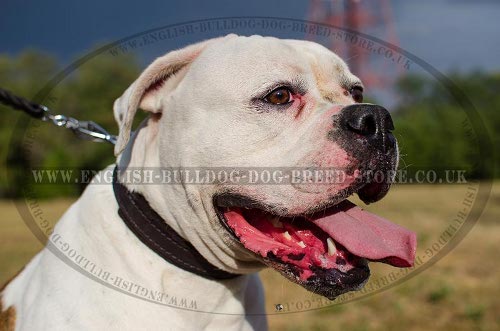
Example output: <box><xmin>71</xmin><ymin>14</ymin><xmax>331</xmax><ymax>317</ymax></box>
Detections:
<box><xmin>1</xmin><ymin>34</ymin><xmax>416</xmax><ymax>331</ymax></box>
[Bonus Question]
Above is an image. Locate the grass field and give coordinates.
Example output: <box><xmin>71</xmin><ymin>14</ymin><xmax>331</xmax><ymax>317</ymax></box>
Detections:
<box><xmin>1</xmin><ymin>183</ymin><xmax>499</xmax><ymax>331</ymax></box>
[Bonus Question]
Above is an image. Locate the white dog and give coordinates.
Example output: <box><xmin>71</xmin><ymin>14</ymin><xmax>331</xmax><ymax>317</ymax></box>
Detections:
<box><xmin>1</xmin><ymin>34</ymin><xmax>416</xmax><ymax>331</ymax></box>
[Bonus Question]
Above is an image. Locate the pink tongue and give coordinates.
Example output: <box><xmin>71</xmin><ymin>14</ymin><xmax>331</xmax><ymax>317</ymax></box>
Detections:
<box><xmin>310</xmin><ymin>201</ymin><xmax>416</xmax><ymax>267</ymax></box>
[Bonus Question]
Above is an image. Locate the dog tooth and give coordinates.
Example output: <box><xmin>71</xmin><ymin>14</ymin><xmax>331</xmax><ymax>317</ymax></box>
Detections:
<box><xmin>327</xmin><ymin>237</ymin><xmax>337</xmax><ymax>256</ymax></box>
<box><xmin>283</xmin><ymin>231</ymin><xmax>292</xmax><ymax>240</ymax></box>
<box><xmin>298</xmin><ymin>241</ymin><xmax>306</xmax><ymax>248</ymax></box>
<box><xmin>270</xmin><ymin>217</ymin><xmax>283</xmax><ymax>228</ymax></box>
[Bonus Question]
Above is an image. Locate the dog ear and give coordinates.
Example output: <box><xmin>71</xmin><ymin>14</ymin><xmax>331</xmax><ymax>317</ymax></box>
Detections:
<box><xmin>113</xmin><ymin>37</ymin><xmax>225</xmax><ymax>155</ymax></box>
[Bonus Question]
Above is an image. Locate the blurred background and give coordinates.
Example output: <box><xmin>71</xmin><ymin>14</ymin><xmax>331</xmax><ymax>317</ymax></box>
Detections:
<box><xmin>1</xmin><ymin>1</ymin><xmax>499</xmax><ymax>330</ymax></box>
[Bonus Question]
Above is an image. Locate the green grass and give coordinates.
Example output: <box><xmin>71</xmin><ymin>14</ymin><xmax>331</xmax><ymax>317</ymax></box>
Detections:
<box><xmin>1</xmin><ymin>184</ymin><xmax>499</xmax><ymax>331</ymax></box>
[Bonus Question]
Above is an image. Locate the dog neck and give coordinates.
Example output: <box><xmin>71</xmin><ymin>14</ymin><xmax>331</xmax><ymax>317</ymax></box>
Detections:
<box><xmin>116</xmin><ymin>117</ymin><xmax>265</xmax><ymax>274</ymax></box>
<box><xmin>112</xmin><ymin>165</ymin><xmax>239</xmax><ymax>280</ymax></box>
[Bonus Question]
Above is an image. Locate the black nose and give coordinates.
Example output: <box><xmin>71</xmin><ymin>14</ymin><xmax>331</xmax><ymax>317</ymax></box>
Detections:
<box><xmin>340</xmin><ymin>104</ymin><xmax>395</xmax><ymax>153</ymax></box>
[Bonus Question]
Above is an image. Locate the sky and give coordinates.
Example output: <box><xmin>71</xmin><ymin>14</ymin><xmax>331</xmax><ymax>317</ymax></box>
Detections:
<box><xmin>0</xmin><ymin>0</ymin><xmax>498</xmax><ymax>74</ymax></box>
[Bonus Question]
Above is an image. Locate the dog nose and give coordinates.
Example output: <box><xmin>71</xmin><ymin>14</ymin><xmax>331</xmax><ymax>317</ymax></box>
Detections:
<box><xmin>339</xmin><ymin>104</ymin><xmax>395</xmax><ymax>153</ymax></box>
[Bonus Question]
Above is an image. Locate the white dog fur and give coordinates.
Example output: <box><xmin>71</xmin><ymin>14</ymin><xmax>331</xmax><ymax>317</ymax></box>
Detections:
<box><xmin>1</xmin><ymin>34</ymin><xmax>367</xmax><ymax>330</ymax></box>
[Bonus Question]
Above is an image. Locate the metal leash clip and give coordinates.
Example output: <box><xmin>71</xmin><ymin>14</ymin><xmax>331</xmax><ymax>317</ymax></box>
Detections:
<box><xmin>42</xmin><ymin>108</ymin><xmax>117</xmax><ymax>145</ymax></box>
<box><xmin>0</xmin><ymin>87</ymin><xmax>117</xmax><ymax>145</ymax></box>
<box><xmin>73</xmin><ymin>120</ymin><xmax>117</xmax><ymax>144</ymax></box>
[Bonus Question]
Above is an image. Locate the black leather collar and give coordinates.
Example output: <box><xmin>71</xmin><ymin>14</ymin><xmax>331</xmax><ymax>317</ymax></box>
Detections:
<box><xmin>112</xmin><ymin>166</ymin><xmax>239</xmax><ymax>280</ymax></box>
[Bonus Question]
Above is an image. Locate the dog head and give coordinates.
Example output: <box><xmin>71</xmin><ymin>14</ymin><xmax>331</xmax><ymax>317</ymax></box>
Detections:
<box><xmin>113</xmin><ymin>35</ymin><xmax>416</xmax><ymax>300</ymax></box>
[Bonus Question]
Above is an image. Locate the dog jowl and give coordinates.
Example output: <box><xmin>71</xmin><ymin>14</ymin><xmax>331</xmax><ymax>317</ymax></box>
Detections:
<box><xmin>214</xmin><ymin>102</ymin><xmax>415</xmax><ymax>300</ymax></box>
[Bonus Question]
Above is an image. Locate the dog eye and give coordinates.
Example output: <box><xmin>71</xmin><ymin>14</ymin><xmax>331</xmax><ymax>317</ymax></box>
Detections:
<box><xmin>264</xmin><ymin>87</ymin><xmax>293</xmax><ymax>105</ymax></box>
<box><xmin>350</xmin><ymin>87</ymin><xmax>363</xmax><ymax>103</ymax></box>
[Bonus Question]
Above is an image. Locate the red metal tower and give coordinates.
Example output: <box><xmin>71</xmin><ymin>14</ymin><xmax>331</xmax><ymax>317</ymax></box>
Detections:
<box><xmin>308</xmin><ymin>0</ymin><xmax>401</xmax><ymax>89</ymax></box>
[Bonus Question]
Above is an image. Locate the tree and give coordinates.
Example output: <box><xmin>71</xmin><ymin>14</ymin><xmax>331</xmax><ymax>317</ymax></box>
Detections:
<box><xmin>393</xmin><ymin>72</ymin><xmax>499</xmax><ymax>179</ymax></box>
<box><xmin>0</xmin><ymin>49</ymin><xmax>140</xmax><ymax>198</ymax></box>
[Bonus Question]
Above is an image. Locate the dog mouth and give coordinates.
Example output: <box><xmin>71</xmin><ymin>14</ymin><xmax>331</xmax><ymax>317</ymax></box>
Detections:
<box><xmin>214</xmin><ymin>186</ymin><xmax>416</xmax><ymax>300</ymax></box>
